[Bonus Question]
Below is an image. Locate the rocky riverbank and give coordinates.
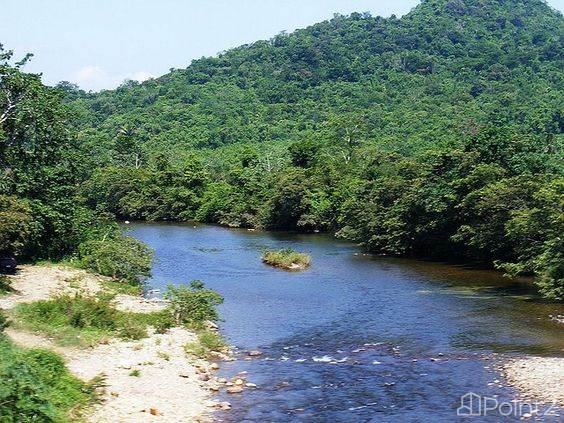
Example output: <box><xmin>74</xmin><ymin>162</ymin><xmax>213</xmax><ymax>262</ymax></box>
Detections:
<box><xmin>0</xmin><ymin>264</ymin><xmax>229</xmax><ymax>422</ymax></box>
<box><xmin>502</xmin><ymin>356</ymin><xmax>564</xmax><ymax>407</ymax></box>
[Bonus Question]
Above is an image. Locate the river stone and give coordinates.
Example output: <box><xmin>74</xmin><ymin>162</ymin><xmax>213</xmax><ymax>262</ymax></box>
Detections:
<box><xmin>227</xmin><ymin>386</ymin><xmax>244</xmax><ymax>394</ymax></box>
<box><xmin>248</xmin><ymin>350</ymin><xmax>263</xmax><ymax>357</ymax></box>
<box><xmin>219</xmin><ymin>401</ymin><xmax>232</xmax><ymax>410</ymax></box>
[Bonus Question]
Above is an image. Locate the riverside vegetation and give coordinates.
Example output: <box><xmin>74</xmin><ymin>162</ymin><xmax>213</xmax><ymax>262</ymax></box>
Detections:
<box><xmin>1</xmin><ymin>39</ymin><xmax>226</xmax><ymax>420</ymax></box>
<box><xmin>0</xmin><ymin>326</ymin><xmax>98</xmax><ymax>422</ymax></box>
<box><xmin>262</xmin><ymin>248</ymin><xmax>311</xmax><ymax>270</ymax></box>
<box><xmin>58</xmin><ymin>0</ymin><xmax>562</xmax><ymax>299</ymax></box>
<box><xmin>0</xmin><ymin>274</ymin><xmax>225</xmax><ymax>420</ymax></box>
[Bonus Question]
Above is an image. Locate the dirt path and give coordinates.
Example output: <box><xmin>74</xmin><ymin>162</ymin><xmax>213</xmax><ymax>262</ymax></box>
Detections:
<box><xmin>1</xmin><ymin>264</ymin><xmax>217</xmax><ymax>423</ymax></box>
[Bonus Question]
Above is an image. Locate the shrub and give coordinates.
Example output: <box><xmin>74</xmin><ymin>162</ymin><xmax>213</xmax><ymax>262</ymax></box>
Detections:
<box><xmin>143</xmin><ymin>310</ymin><xmax>175</xmax><ymax>334</ymax></box>
<box><xmin>184</xmin><ymin>331</ymin><xmax>226</xmax><ymax>359</ymax></box>
<box><xmin>0</xmin><ymin>195</ymin><xmax>33</xmax><ymax>256</ymax></box>
<box><xmin>76</xmin><ymin>234</ymin><xmax>153</xmax><ymax>284</ymax></box>
<box><xmin>0</xmin><ymin>336</ymin><xmax>95</xmax><ymax>422</ymax></box>
<box><xmin>262</xmin><ymin>248</ymin><xmax>311</xmax><ymax>270</ymax></box>
<box><xmin>198</xmin><ymin>331</ymin><xmax>226</xmax><ymax>351</ymax></box>
<box><xmin>164</xmin><ymin>281</ymin><xmax>223</xmax><ymax>328</ymax></box>
<box><xmin>117</xmin><ymin>316</ymin><xmax>148</xmax><ymax>340</ymax></box>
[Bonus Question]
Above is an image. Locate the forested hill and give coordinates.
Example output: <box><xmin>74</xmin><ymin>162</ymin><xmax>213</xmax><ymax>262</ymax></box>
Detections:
<box><xmin>57</xmin><ymin>0</ymin><xmax>563</xmax><ymax>299</ymax></box>
<box><xmin>66</xmin><ymin>0</ymin><xmax>563</xmax><ymax>158</ymax></box>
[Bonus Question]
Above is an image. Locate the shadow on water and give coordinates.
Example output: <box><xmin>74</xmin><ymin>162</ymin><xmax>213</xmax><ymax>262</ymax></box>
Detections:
<box><xmin>125</xmin><ymin>222</ymin><xmax>564</xmax><ymax>422</ymax></box>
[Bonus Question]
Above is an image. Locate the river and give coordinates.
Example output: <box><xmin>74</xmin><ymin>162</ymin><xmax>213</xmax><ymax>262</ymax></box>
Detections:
<box><xmin>127</xmin><ymin>222</ymin><xmax>563</xmax><ymax>422</ymax></box>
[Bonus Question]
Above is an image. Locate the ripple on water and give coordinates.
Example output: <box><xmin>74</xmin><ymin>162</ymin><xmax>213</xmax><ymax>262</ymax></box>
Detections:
<box><xmin>127</xmin><ymin>223</ymin><xmax>564</xmax><ymax>422</ymax></box>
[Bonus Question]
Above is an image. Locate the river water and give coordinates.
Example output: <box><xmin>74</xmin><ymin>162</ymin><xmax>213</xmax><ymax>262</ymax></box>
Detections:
<box><xmin>127</xmin><ymin>222</ymin><xmax>563</xmax><ymax>422</ymax></box>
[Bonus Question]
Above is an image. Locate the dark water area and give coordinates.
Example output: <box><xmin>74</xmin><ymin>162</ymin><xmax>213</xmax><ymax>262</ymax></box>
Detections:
<box><xmin>127</xmin><ymin>222</ymin><xmax>564</xmax><ymax>422</ymax></box>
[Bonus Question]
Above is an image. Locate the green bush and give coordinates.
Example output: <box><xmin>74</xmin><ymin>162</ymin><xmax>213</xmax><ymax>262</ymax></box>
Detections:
<box><xmin>117</xmin><ymin>315</ymin><xmax>149</xmax><ymax>340</ymax></box>
<box><xmin>184</xmin><ymin>331</ymin><xmax>226</xmax><ymax>359</ymax></box>
<box><xmin>0</xmin><ymin>195</ymin><xmax>33</xmax><ymax>256</ymax></box>
<box><xmin>198</xmin><ymin>331</ymin><xmax>226</xmax><ymax>351</ymax></box>
<box><xmin>140</xmin><ymin>310</ymin><xmax>175</xmax><ymax>334</ymax></box>
<box><xmin>164</xmin><ymin>281</ymin><xmax>223</xmax><ymax>328</ymax></box>
<box><xmin>76</xmin><ymin>233</ymin><xmax>153</xmax><ymax>284</ymax></box>
<box><xmin>0</xmin><ymin>336</ymin><xmax>95</xmax><ymax>422</ymax></box>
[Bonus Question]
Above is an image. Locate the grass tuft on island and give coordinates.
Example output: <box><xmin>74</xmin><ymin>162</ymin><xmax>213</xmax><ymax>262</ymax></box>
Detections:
<box><xmin>262</xmin><ymin>248</ymin><xmax>311</xmax><ymax>271</ymax></box>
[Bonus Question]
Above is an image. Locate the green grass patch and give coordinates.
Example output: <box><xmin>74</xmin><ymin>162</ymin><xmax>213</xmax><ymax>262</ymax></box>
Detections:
<box><xmin>184</xmin><ymin>331</ymin><xmax>227</xmax><ymax>359</ymax></box>
<box><xmin>12</xmin><ymin>294</ymin><xmax>150</xmax><ymax>347</ymax></box>
<box><xmin>132</xmin><ymin>309</ymin><xmax>175</xmax><ymax>334</ymax></box>
<box><xmin>262</xmin><ymin>248</ymin><xmax>311</xmax><ymax>270</ymax></box>
<box><xmin>0</xmin><ymin>334</ymin><xmax>98</xmax><ymax>422</ymax></box>
<box><xmin>102</xmin><ymin>279</ymin><xmax>143</xmax><ymax>296</ymax></box>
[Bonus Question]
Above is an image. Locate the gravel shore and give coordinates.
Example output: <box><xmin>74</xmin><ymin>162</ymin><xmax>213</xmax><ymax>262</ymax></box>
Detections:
<box><xmin>503</xmin><ymin>356</ymin><xmax>564</xmax><ymax>406</ymax></box>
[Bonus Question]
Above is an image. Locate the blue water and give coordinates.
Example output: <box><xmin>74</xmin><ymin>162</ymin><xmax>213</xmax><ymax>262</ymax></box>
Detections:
<box><xmin>127</xmin><ymin>222</ymin><xmax>564</xmax><ymax>422</ymax></box>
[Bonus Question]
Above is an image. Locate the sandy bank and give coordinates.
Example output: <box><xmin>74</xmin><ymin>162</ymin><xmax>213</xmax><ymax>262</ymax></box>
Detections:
<box><xmin>1</xmin><ymin>264</ymin><xmax>218</xmax><ymax>422</ymax></box>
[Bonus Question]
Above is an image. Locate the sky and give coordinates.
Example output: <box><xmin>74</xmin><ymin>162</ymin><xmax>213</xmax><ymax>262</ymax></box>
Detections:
<box><xmin>1</xmin><ymin>0</ymin><xmax>563</xmax><ymax>91</ymax></box>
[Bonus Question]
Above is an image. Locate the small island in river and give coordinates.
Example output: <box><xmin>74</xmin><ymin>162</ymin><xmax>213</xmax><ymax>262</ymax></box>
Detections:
<box><xmin>262</xmin><ymin>248</ymin><xmax>311</xmax><ymax>271</ymax></box>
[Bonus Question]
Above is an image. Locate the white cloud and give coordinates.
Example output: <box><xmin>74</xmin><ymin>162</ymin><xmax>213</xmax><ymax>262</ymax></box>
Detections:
<box><xmin>69</xmin><ymin>66</ymin><xmax>155</xmax><ymax>91</ymax></box>
<box><xmin>130</xmin><ymin>71</ymin><xmax>155</xmax><ymax>83</ymax></box>
<box><xmin>71</xmin><ymin>65</ymin><xmax>109</xmax><ymax>90</ymax></box>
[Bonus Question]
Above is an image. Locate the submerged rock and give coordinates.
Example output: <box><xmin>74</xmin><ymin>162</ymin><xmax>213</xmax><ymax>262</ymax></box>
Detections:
<box><xmin>219</xmin><ymin>401</ymin><xmax>232</xmax><ymax>410</ymax></box>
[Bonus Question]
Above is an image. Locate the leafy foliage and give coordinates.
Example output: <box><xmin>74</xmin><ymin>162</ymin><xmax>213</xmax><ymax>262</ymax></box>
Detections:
<box><xmin>184</xmin><ymin>331</ymin><xmax>227</xmax><ymax>359</ymax></box>
<box><xmin>1</xmin><ymin>45</ymin><xmax>152</xmax><ymax>289</ymax></box>
<box><xmin>164</xmin><ymin>281</ymin><xmax>224</xmax><ymax>328</ymax></box>
<box><xmin>75</xmin><ymin>231</ymin><xmax>153</xmax><ymax>284</ymax></box>
<box><xmin>66</xmin><ymin>0</ymin><xmax>563</xmax><ymax>298</ymax></box>
<box><xmin>0</xmin><ymin>310</ymin><xmax>94</xmax><ymax>422</ymax></box>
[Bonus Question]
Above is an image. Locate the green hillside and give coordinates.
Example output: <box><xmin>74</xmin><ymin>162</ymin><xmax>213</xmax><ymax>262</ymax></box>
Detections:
<box><xmin>68</xmin><ymin>0</ymin><xmax>562</xmax><ymax>156</ymax></box>
<box><xmin>62</xmin><ymin>0</ymin><xmax>563</xmax><ymax>298</ymax></box>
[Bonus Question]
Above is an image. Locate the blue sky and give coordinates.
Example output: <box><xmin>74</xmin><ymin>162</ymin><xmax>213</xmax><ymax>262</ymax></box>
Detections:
<box><xmin>1</xmin><ymin>0</ymin><xmax>562</xmax><ymax>91</ymax></box>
